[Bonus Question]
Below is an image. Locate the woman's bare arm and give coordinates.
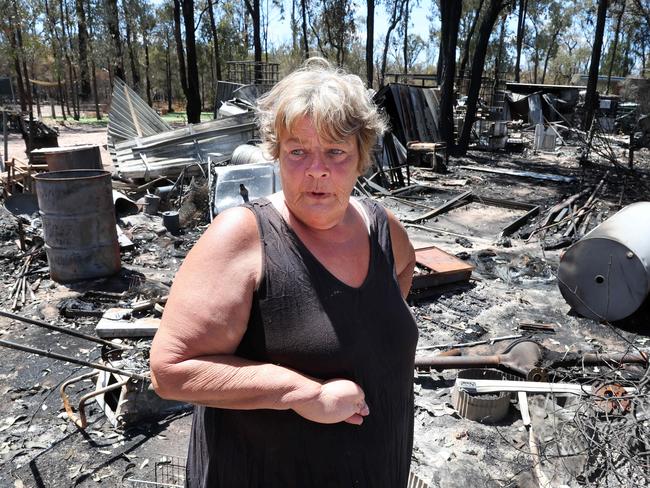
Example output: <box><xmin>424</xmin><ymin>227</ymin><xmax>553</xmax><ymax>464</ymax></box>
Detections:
<box><xmin>150</xmin><ymin>206</ymin><xmax>368</xmax><ymax>424</ymax></box>
<box><xmin>386</xmin><ymin>209</ymin><xmax>416</xmax><ymax>299</ymax></box>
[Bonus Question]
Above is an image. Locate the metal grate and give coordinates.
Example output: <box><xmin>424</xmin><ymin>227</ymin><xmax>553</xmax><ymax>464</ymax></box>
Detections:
<box><xmin>123</xmin><ymin>455</ymin><xmax>185</xmax><ymax>487</ymax></box>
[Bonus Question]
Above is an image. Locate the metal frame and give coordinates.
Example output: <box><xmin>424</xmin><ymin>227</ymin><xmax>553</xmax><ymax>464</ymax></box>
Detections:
<box><xmin>403</xmin><ymin>190</ymin><xmax>539</xmax><ymax>238</ymax></box>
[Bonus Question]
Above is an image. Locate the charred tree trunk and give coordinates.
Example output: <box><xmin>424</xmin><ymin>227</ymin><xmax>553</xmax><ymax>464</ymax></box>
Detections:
<box><xmin>366</xmin><ymin>0</ymin><xmax>374</xmax><ymax>87</ymax></box>
<box><xmin>456</xmin><ymin>0</ymin><xmax>505</xmax><ymax>155</ymax></box>
<box><xmin>301</xmin><ymin>0</ymin><xmax>309</xmax><ymax>59</ymax></box>
<box><xmin>207</xmin><ymin>0</ymin><xmax>222</xmax><ymax>81</ymax></box>
<box><xmin>105</xmin><ymin>0</ymin><xmax>125</xmax><ymax>80</ymax></box>
<box><xmin>7</xmin><ymin>21</ymin><xmax>27</xmax><ymax>113</ymax></box>
<box><xmin>458</xmin><ymin>0</ymin><xmax>485</xmax><ymax>82</ymax></box>
<box><xmin>438</xmin><ymin>0</ymin><xmax>462</xmax><ymax>154</ymax></box>
<box><xmin>606</xmin><ymin>0</ymin><xmax>625</xmax><ymax>93</ymax></box>
<box><xmin>244</xmin><ymin>0</ymin><xmax>262</xmax><ymax>83</ymax></box>
<box><xmin>143</xmin><ymin>33</ymin><xmax>152</xmax><ymax>106</ymax></box>
<box><xmin>182</xmin><ymin>0</ymin><xmax>202</xmax><ymax>122</ymax></box>
<box><xmin>514</xmin><ymin>0</ymin><xmax>527</xmax><ymax>83</ymax></box>
<box><xmin>123</xmin><ymin>0</ymin><xmax>141</xmax><ymax>92</ymax></box>
<box><xmin>60</xmin><ymin>0</ymin><xmax>79</xmax><ymax>119</ymax></box>
<box><xmin>85</xmin><ymin>0</ymin><xmax>101</xmax><ymax>119</ymax></box>
<box><xmin>166</xmin><ymin>39</ymin><xmax>173</xmax><ymax>113</ymax></box>
<box><xmin>172</xmin><ymin>0</ymin><xmax>189</xmax><ymax>97</ymax></box>
<box><xmin>75</xmin><ymin>0</ymin><xmax>91</xmax><ymax>100</ymax></box>
<box><xmin>403</xmin><ymin>0</ymin><xmax>409</xmax><ymax>74</ymax></box>
<box><xmin>380</xmin><ymin>0</ymin><xmax>406</xmax><ymax>87</ymax></box>
<box><xmin>583</xmin><ymin>0</ymin><xmax>608</xmax><ymax>131</ymax></box>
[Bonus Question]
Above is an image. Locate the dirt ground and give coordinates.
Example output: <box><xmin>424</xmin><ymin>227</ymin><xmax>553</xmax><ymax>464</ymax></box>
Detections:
<box><xmin>1</xmin><ymin>122</ymin><xmax>650</xmax><ymax>487</ymax></box>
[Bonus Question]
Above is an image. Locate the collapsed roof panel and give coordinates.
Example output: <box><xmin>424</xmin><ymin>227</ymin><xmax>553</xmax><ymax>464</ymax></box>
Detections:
<box><xmin>108</xmin><ymin>77</ymin><xmax>172</xmax><ymax>146</ymax></box>
<box><xmin>374</xmin><ymin>84</ymin><xmax>442</xmax><ymax>146</ymax></box>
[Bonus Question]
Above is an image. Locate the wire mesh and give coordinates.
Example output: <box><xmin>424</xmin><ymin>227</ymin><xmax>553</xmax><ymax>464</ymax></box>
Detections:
<box><xmin>122</xmin><ymin>455</ymin><xmax>186</xmax><ymax>488</ymax></box>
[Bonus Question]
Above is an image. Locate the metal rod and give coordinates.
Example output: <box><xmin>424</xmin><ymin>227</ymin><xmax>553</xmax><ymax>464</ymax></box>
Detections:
<box><xmin>0</xmin><ymin>310</ymin><xmax>131</xmax><ymax>350</ymax></box>
<box><xmin>0</xmin><ymin>338</ymin><xmax>148</xmax><ymax>381</ymax></box>
<box><xmin>417</xmin><ymin>334</ymin><xmax>523</xmax><ymax>351</ymax></box>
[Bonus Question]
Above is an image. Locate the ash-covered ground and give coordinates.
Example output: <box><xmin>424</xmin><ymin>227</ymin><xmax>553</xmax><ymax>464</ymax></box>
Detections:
<box><xmin>1</xmin><ymin>124</ymin><xmax>650</xmax><ymax>487</ymax></box>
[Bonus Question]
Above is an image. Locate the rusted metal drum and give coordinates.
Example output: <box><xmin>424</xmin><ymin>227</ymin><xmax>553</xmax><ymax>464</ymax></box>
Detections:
<box><xmin>32</xmin><ymin>145</ymin><xmax>103</xmax><ymax>172</ymax></box>
<box><xmin>558</xmin><ymin>202</ymin><xmax>650</xmax><ymax>321</ymax></box>
<box><xmin>34</xmin><ymin>170</ymin><xmax>121</xmax><ymax>283</ymax></box>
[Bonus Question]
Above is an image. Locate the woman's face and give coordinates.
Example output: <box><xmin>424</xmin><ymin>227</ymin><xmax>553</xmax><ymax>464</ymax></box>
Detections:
<box><xmin>278</xmin><ymin>116</ymin><xmax>361</xmax><ymax>230</ymax></box>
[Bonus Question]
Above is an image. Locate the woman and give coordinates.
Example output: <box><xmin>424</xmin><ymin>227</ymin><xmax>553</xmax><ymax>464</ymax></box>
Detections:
<box><xmin>150</xmin><ymin>58</ymin><xmax>418</xmax><ymax>487</ymax></box>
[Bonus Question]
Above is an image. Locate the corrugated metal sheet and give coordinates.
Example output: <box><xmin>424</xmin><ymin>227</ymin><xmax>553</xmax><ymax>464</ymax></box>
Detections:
<box><xmin>106</xmin><ymin>78</ymin><xmax>257</xmax><ymax>181</ymax></box>
<box><xmin>108</xmin><ymin>77</ymin><xmax>172</xmax><ymax>144</ymax></box>
<box><xmin>374</xmin><ymin>84</ymin><xmax>442</xmax><ymax>145</ymax></box>
<box><xmin>113</xmin><ymin>112</ymin><xmax>257</xmax><ymax>180</ymax></box>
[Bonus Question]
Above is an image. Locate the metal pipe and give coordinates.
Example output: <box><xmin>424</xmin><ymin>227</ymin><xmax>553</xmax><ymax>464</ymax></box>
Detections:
<box><xmin>0</xmin><ymin>339</ymin><xmax>148</xmax><ymax>381</ymax></box>
<box><xmin>0</xmin><ymin>310</ymin><xmax>130</xmax><ymax>350</ymax></box>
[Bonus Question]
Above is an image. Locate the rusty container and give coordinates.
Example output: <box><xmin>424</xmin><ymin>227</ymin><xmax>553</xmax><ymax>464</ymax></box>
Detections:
<box><xmin>34</xmin><ymin>170</ymin><xmax>121</xmax><ymax>283</ymax></box>
<box><xmin>558</xmin><ymin>201</ymin><xmax>650</xmax><ymax>321</ymax></box>
<box><xmin>32</xmin><ymin>145</ymin><xmax>103</xmax><ymax>172</ymax></box>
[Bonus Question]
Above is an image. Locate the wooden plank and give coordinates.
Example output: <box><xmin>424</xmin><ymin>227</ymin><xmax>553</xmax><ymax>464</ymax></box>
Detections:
<box><xmin>96</xmin><ymin>315</ymin><xmax>160</xmax><ymax>338</ymax></box>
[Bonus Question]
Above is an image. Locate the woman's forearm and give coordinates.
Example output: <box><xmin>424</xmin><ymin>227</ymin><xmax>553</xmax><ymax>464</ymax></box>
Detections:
<box><xmin>150</xmin><ymin>354</ymin><xmax>369</xmax><ymax>424</ymax></box>
<box><xmin>151</xmin><ymin>354</ymin><xmax>321</xmax><ymax>410</ymax></box>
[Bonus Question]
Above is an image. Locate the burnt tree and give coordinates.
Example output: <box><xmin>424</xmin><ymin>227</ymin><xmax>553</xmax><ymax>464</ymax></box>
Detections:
<box><xmin>105</xmin><ymin>0</ymin><xmax>125</xmax><ymax>80</ymax></box>
<box><xmin>366</xmin><ymin>0</ymin><xmax>374</xmax><ymax>87</ymax></box>
<box><xmin>456</xmin><ymin>0</ymin><xmax>508</xmax><ymax>155</ymax></box>
<box><xmin>438</xmin><ymin>0</ymin><xmax>462</xmax><ymax>153</ymax></box>
<box><xmin>173</xmin><ymin>0</ymin><xmax>202</xmax><ymax>122</ymax></box>
<box><xmin>243</xmin><ymin>0</ymin><xmax>263</xmax><ymax>83</ymax></box>
<box><xmin>74</xmin><ymin>0</ymin><xmax>91</xmax><ymax>99</ymax></box>
<box><xmin>457</xmin><ymin>0</ymin><xmax>485</xmax><ymax>82</ymax></box>
<box><xmin>583</xmin><ymin>0</ymin><xmax>608</xmax><ymax>131</ymax></box>
<box><xmin>514</xmin><ymin>0</ymin><xmax>527</xmax><ymax>82</ymax></box>
<box><xmin>207</xmin><ymin>0</ymin><xmax>222</xmax><ymax>81</ymax></box>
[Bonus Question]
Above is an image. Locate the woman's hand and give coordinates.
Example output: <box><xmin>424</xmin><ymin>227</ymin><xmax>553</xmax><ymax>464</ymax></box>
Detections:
<box><xmin>292</xmin><ymin>379</ymin><xmax>369</xmax><ymax>425</ymax></box>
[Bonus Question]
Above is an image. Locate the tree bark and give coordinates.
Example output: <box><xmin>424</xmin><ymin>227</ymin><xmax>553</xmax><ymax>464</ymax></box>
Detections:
<box><xmin>7</xmin><ymin>17</ymin><xmax>27</xmax><ymax>113</ymax></box>
<box><xmin>75</xmin><ymin>0</ymin><xmax>91</xmax><ymax>99</ymax></box>
<box><xmin>438</xmin><ymin>0</ymin><xmax>462</xmax><ymax>154</ymax></box>
<box><xmin>207</xmin><ymin>0</ymin><xmax>222</xmax><ymax>81</ymax></box>
<box><xmin>456</xmin><ymin>0</ymin><xmax>506</xmax><ymax>155</ymax></box>
<box><xmin>182</xmin><ymin>0</ymin><xmax>202</xmax><ymax>122</ymax></box>
<box><xmin>85</xmin><ymin>0</ymin><xmax>101</xmax><ymax>119</ymax></box>
<box><xmin>301</xmin><ymin>0</ymin><xmax>309</xmax><ymax>59</ymax></box>
<box><xmin>380</xmin><ymin>0</ymin><xmax>406</xmax><ymax>87</ymax></box>
<box><xmin>144</xmin><ymin>31</ymin><xmax>152</xmax><ymax>106</ymax></box>
<box><xmin>606</xmin><ymin>0</ymin><xmax>625</xmax><ymax>93</ymax></box>
<box><xmin>514</xmin><ymin>0</ymin><xmax>527</xmax><ymax>82</ymax></box>
<box><xmin>541</xmin><ymin>26</ymin><xmax>560</xmax><ymax>84</ymax></box>
<box><xmin>403</xmin><ymin>0</ymin><xmax>409</xmax><ymax>74</ymax></box>
<box><xmin>244</xmin><ymin>0</ymin><xmax>262</xmax><ymax>83</ymax></box>
<box><xmin>123</xmin><ymin>0</ymin><xmax>141</xmax><ymax>91</ymax></box>
<box><xmin>366</xmin><ymin>0</ymin><xmax>374</xmax><ymax>87</ymax></box>
<box><xmin>458</xmin><ymin>0</ymin><xmax>485</xmax><ymax>82</ymax></box>
<box><xmin>105</xmin><ymin>0</ymin><xmax>125</xmax><ymax>80</ymax></box>
<box><xmin>172</xmin><ymin>0</ymin><xmax>189</xmax><ymax>94</ymax></box>
<box><xmin>583</xmin><ymin>0</ymin><xmax>608</xmax><ymax>131</ymax></box>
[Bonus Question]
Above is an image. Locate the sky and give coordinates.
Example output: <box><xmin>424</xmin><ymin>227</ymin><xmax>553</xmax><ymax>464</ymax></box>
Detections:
<box><xmin>266</xmin><ymin>0</ymin><xmax>434</xmax><ymax>63</ymax></box>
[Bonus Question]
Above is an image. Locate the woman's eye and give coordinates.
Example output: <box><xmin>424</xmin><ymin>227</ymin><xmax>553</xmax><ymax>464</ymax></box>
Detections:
<box><xmin>290</xmin><ymin>149</ymin><xmax>304</xmax><ymax>156</ymax></box>
<box><xmin>329</xmin><ymin>149</ymin><xmax>344</xmax><ymax>156</ymax></box>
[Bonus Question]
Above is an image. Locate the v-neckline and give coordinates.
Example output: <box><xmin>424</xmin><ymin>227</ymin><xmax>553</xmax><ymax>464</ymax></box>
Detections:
<box><xmin>266</xmin><ymin>199</ymin><xmax>374</xmax><ymax>291</ymax></box>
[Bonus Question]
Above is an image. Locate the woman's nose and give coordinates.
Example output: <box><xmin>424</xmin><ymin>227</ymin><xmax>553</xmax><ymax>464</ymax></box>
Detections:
<box><xmin>306</xmin><ymin>153</ymin><xmax>329</xmax><ymax>177</ymax></box>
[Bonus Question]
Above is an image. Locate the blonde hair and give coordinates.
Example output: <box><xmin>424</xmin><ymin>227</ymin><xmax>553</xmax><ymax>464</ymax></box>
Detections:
<box><xmin>256</xmin><ymin>58</ymin><xmax>387</xmax><ymax>172</ymax></box>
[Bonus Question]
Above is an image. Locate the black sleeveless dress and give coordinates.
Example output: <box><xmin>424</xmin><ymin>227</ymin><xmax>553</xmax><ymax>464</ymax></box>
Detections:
<box><xmin>186</xmin><ymin>197</ymin><xmax>418</xmax><ymax>488</ymax></box>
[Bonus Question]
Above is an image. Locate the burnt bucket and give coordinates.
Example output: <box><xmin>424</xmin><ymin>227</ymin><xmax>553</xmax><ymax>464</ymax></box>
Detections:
<box><xmin>34</xmin><ymin>170</ymin><xmax>121</xmax><ymax>283</ymax></box>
